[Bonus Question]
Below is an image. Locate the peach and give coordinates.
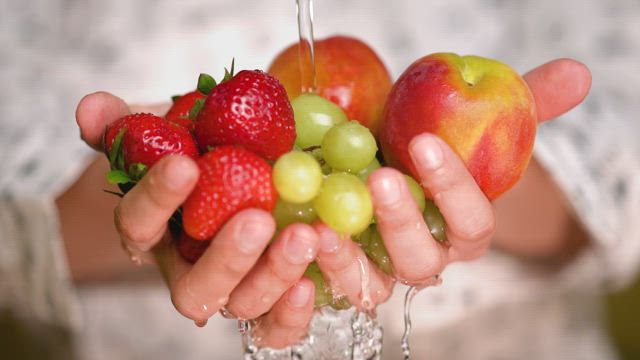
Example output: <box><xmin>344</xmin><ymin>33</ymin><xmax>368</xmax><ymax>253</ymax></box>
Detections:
<box><xmin>268</xmin><ymin>35</ymin><xmax>392</xmax><ymax>135</ymax></box>
<box><xmin>379</xmin><ymin>53</ymin><xmax>537</xmax><ymax>200</ymax></box>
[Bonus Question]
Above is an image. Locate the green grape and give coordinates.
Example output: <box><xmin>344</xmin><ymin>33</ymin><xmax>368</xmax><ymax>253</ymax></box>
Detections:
<box><xmin>405</xmin><ymin>175</ymin><xmax>426</xmax><ymax>213</ymax></box>
<box><xmin>303</xmin><ymin>262</ymin><xmax>351</xmax><ymax>309</ymax></box>
<box><xmin>308</xmin><ymin>147</ymin><xmax>332</xmax><ymax>175</ymax></box>
<box><xmin>304</xmin><ymin>262</ymin><xmax>332</xmax><ymax>307</ymax></box>
<box><xmin>424</xmin><ymin>199</ymin><xmax>447</xmax><ymax>243</ymax></box>
<box><xmin>356</xmin><ymin>158</ymin><xmax>381</xmax><ymax>182</ymax></box>
<box><xmin>273</xmin><ymin>151</ymin><xmax>323</xmax><ymax>203</ymax></box>
<box><xmin>292</xmin><ymin>93</ymin><xmax>348</xmax><ymax>149</ymax></box>
<box><xmin>322</xmin><ymin>121</ymin><xmax>378</xmax><ymax>173</ymax></box>
<box><xmin>313</xmin><ymin>173</ymin><xmax>373</xmax><ymax>235</ymax></box>
<box><xmin>272</xmin><ymin>199</ymin><xmax>317</xmax><ymax>230</ymax></box>
<box><xmin>355</xmin><ymin>225</ymin><xmax>392</xmax><ymax>275</ymax></box>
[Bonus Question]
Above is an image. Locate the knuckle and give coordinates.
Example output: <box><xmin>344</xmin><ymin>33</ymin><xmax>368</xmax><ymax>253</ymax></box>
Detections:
<box><xmin>227</xmin><ymin>301</ymin><xmax>263</xmax><ymax>320</ymax></box>
<box><xmin>456</xmin><ymin>211</ymin><xmax>496</xmax><ymax>243</ymax></box>
<box><xmin>383</xmin><ymin>211</ymin><xmax>421</xmax><ymax>235</ymax></box>
<box><xmin>221</xmin><ymin>257</ymin><xmax>251</xmax><ymax>277</ymax></box>
<box><xmin>144</xmin><ymin>176</ymin><xmax>175</xmax><ymax>210</ymax></box>
<box><xmin>266</xmin><ymin>255</ymin><xmax>300</xmax><ymax>285</ymax></box>
<box><xmin>113</xmin><ymin>205</ymin><xmax>136</xmax><ymax>242</ymax></box>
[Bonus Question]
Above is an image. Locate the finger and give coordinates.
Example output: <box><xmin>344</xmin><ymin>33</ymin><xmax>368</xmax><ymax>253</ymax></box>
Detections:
<box><xmin>254</xmin><ymin>278</ymin><xmax>315</xmax><ymax>349</ymax></box>
<box><xmin>225</xmin><ymin>224</ymin><xmax>320</xmax><ymax>319</ymax></box>
<box><xmin>408</xmin><ymin>133</ymin><xmax>495</xmax><ymax>262</ymax></box>
<box><xmin>171</xmin><ymin>209</ymin><xmax>275</xmax><ymax>321</ymax></box>
<box><xmin>367</xmin><ymin>167</ymin><xmax>447</xmax><ymax>283</ymax></box>
<box><xmin>314</xmin><ymin>223</ymin><xmax>394</xmax><ymax>306</ymax></box>
<box><xmin>115</xmin><ymin>155</ymin><xmax>199</xmax><ymax>253</ymax></box>
<box><xmin>76</xmin><ymin>91</ymin><xmax>131</xmax><ymax>151</ymax></box>
<box><xmin>523</xmin><ymin>58</ymin><xmax>591</xmax><ymax>123</ymax></box>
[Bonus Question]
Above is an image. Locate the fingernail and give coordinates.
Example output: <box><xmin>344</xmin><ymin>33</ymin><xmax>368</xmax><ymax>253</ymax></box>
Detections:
<box><xmin>318</xmin><ymin>226</ymin><xmax>341</xmax><ymax>253</ymax></box>
<box><xmin>284</xmin><ymin>228</ymin><xmax>318</xmax><ymax>264</ymax></box>
<box><xmin>237</xmin><ymin>221</ymin><xmax>270</xmax><ymax>254</ymax></box>
<box><xmin>287</xmin><ymin>281</ymin><xmax>312</xmax><ymax>308</ymax></box>
<box><xmin>410</xmin><ymin>135</ymin><xmax>443</xmax><ymax>171</ymax></box>
<box><xmin>163</xmin><ymin>157</ymin><xmax>197</xmax><ymax>191</ymax></box>
<box><xmin>370</xmin><ymin>175</ymin><xmax>402</xmax><ymax>206</ymax></box>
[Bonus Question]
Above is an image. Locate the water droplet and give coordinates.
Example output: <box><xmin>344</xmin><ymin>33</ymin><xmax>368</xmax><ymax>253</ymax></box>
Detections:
<box><xmin>305</xmin><ymin>247</ymin><xmax>315</xmax><ymax>261</ymax></box>
<box><xmin>238</xmin><ymin>319</ymin><xmax>250</xmax><ymax>334</ymax></box>
<box><xmin>130</xmin><ymin>254</ymin><xmax>143</xmax><ymax>266</ymax></box>
<box><xmin>194</xmin><ymin>319</ymin><xmax>208</xmax><ymax>328</ymax></box>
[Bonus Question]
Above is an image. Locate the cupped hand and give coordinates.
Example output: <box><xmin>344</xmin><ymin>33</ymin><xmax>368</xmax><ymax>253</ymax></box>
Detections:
<box><xmin>315</xmin><ymin>59</ymin><xmax>591</xmax><ymax>302</ymax></box>
<box><xmin>75</xmin><ymin>92</ymin><xmax>318</xmax><ymax>348</ymax></box>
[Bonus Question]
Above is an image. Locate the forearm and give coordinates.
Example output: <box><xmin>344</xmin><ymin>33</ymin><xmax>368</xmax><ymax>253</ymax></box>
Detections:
<box><xmin>55</xmin><ymin>156</ymin><xmax>156</xmax><ymax>283</ymax></box>
<box><xmin>492</xmin><ymin>158</ymin><xmax>588</xmax><ymax>262</ymax></box>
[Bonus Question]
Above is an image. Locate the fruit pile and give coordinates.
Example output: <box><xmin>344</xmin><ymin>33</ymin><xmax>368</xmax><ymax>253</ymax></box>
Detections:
<box><xmin>103</xmin><ymin>36</ymin><xmax>536</xmax><ymax>307</ymax></box>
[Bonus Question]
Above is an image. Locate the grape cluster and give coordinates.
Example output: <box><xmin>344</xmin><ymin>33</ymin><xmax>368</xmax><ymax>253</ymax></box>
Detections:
<box><xmin>272</xmin><ymin>93</ymin><xmax>447</xmax><ymax>307</ymax></box>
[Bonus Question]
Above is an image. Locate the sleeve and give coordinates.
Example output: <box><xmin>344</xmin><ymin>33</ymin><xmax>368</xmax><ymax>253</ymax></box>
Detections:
<box><xmin>534</xmin><ymin>81</ymin><xmax>640</xmax><ymax>291</ymax></box>
<box><xmin>0</xmin><ymin>1</ymin><xmax>95</xmax><ymax>332</ymax></box>
<box><xmin>506</xmin><ymin>0</ymin><xmax>640</xmax><ymax>292</ymax></box>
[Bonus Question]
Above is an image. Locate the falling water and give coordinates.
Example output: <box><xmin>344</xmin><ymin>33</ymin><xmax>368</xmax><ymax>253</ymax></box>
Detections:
<box><xmin>296</xmin><ymin>0</ymin><xmax>317</xmax><ymax>93</ymax></box>
<box><xmin>400</xmin><ymin>275</ymin><xmax>442</xmax><ymax>360</ymax></box>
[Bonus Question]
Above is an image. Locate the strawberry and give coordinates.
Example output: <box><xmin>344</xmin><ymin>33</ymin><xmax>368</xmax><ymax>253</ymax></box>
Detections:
<box><xmin>164</xmin><ymin>91</ymin><xmax>206</xmax><ymax>131</ymax></box>
<box><xmin>182</xmin><ymin>146</ymin><xmax>277</xmax><ymax>240</ymax></box>
<box><xmin>104</xmin><ymin>113</ymin><xmax>199</xmax><ymax>185</ymax></box>
<box><xmin>194</xmin><ymin>70</ymin><xmax>296</xmax><ymax>161</ymax></box>
<box><xmin>177</xmin><ymin>232</ymin><xmax>211</xmax><ymax>263</ymax></box>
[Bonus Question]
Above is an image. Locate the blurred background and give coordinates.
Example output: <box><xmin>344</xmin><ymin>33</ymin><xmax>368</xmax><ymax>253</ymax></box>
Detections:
<box><xmin>1</xmin><ymin>0</ymin><xmax>638</xmax><ymax>359</ymax></box>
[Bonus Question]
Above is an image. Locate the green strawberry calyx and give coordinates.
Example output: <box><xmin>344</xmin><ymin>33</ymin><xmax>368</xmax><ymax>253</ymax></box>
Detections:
<box><xmin>105</xmin><ymin>127</ymin><xmax>147</xmax><ymax>186</ymax></box>
<box><xmin>189</xmin><ymin>59</ymin><xmax>236</xmax><ymax>120</ymax></box>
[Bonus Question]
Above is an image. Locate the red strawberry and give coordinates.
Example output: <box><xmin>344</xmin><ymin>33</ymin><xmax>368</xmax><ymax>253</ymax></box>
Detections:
<box><xmin>104</xmin><ymin>113</ymin><xmax>199</xmax><ymax>184</ymax></box>
<box><xmin>182</xmin><ymin>146</ymin><xmax>277</xmax><ymax>240</ymax></box>
<box><xmin>194</xmin><ymin>70</ymin><xmax>296</xmax><ymax>161</ymax></box>
<box><xmin>165</xmin><ymin>91</ymin><xmax>206</xmax><ymax>131</ymax></box>
<box><xmin>177</xmin><ymin>232</ymin><xmax>211</xmax><ymax>263</ymax></box>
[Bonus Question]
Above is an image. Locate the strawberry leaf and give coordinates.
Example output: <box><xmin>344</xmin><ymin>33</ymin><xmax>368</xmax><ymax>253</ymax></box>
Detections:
<box><xmin>197</xmin><ymin>73</ymin><xmax>217</xmax><ymax>95</ymax></box>
<box><xmin>188</xmin><ymin>98</ymin><xmax>206</xmax><ymax>120</ymax></box>
<box><xmin>108</xmin><ymin>127</ymin><xmax>127</xmax><ymax>170</ymax></box>
<box><xmin>106</xmin><ymin>170</ymin><xmax>133</xmax><ymax>184</ymax></box>
<box><xmin>171</xmin><ymin>95</ymin><xmax>182</xmax><ymax>103</ymax></box>
<box><xmin>103</xmin><ymin>189</ymin><xmax>125</xmax><ymax>198</ymax></box>
<box><xmin>128</xmin><ymin>163</ymin><xmax>148</xmax><ymax>181</ymax></box>
<box><xmin>221</xmin><ymin>59</ymin><xmax>236</xmax><ymax>83</ymax></box>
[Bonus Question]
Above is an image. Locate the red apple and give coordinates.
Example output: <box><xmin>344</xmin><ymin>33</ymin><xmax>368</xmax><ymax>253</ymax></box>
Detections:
<box><xmin>268</xmin><ymin>35</ymin><xmax>392</xmax><ymax>135</ymax></box>
<box><xmin>379</xmin><ymin>53</ymin><xmax>537</xmax><ymax>200</ymax></box>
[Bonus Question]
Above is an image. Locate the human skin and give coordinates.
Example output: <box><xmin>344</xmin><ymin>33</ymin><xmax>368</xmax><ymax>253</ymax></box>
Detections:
<box><xmin>57</xmin><ymin>58</ymin><xmax>590</xmax><ymax>347</ymax></box>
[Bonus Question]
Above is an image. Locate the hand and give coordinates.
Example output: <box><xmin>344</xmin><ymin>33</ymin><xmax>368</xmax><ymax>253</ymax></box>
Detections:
<box><xmin>314</xmin><ymin>59</ymin><xmax>591</xmax><ymax>304</ymax></box>
<box><xmin>75</xmin><ymin>92</ymin><xmax>319</xmax><ymax>348</ymax></box>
